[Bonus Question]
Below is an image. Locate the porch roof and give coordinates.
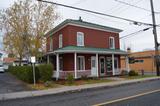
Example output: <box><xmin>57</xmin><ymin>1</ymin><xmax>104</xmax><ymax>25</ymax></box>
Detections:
<box><xmin>48</xmin><ymin>46</ymin><xmax>128</xmax><ymax>55</ymax></box>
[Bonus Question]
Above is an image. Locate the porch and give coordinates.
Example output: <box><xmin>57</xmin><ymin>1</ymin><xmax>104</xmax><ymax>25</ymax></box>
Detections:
<box><xmin>46</xmin><ymin>46</ymin><xmax>129</xmax><ymax>80</ymax></box>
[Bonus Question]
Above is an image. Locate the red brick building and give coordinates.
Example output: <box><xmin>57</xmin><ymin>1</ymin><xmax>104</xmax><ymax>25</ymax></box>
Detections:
<box><xmin>45</xmin><ymin>19</ymin><xmax>128</xmax><ymax>79</ymax></box>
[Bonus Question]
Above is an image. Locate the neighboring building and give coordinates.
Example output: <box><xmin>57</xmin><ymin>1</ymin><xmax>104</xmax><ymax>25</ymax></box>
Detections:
<box><xmin>3</xmin><ymin>57</ymin><xmax>16</xmax><ymax>69</ymax></box>
<box><xmin>13</xmin><ymin>60</ymin><xmax>28</xmax><ymax>66</ymax></box>
<box><xmin>45</xmin><ymin>19</ymin><xmax>128</xmax><ymax>79</ymax></box>
<box><xmin>121</xmin><ymin>50</ymin><xmax>158</xmax><ymax>73</ymax></box>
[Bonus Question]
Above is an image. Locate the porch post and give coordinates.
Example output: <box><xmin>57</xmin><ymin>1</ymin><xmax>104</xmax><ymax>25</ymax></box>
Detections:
<box><xmin>56</xmin><ymin>53</ymin><xmax>59</xmax><ymax>80</ymax></box>
<box><xmin>96</xmin><ymin>53</ymin><xmax>99</xmax><ymax>77</ymax></box>
<box><xmin>47</xmin><ymin>55</ymin><xmax>50</xmax><ymax>64</ymax></box>
<box><xmin>74</xmin><ymin>52</ymin><xmax>77</xmax><ymax>79</ymax></box>
<box><xmin>125</xmin><ymin>56</ymin><xmax>130</xmax><ymax>72</ymax></box>
<box><xmin>112</xmin><ymin>54</ymin><xmax>115</xmax><ymax>76</ymax></box>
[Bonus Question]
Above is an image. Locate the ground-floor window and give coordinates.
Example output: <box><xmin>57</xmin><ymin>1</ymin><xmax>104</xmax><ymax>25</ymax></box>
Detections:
<box><xmin>114</xmin><ymin>58</ymin><xmax>119</xmax><ymax>69</ymax></box>
<box><xmin>77</xmin><ymin>56</ymin><xmax>85</xmax><ymax>70</ymax></box>
<box><xmin>106</xmin><ymin>57</ymin><xmax>119</xmax><ymax>71</ymax></box>
<box><xmin>59</xmin><ymin>57</ymin><xmax>63</xmax><ymax>70</ymax></box>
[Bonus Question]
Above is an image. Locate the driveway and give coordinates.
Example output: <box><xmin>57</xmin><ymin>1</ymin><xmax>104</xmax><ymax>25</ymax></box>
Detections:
<box><xmin>0</xmin><ymin>72</ymin><xmax>30</xmax><ymax>94</ymax></box>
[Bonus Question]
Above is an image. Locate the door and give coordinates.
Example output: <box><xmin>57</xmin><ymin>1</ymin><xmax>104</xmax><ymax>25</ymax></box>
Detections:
<box><xmin>99</xmin><ymin>57</ymin><xmax>105</xmax><ymax>76</ymax></box>
<box><xmin>91</xmin><ymin>56</ymin><xmax>97</xmax><ymax>76</ymax></box>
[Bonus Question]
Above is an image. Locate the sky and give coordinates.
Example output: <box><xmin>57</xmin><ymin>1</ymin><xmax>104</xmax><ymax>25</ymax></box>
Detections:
<box><xmin>0</xmin><ymin>0</ymin><xmax>160</xmax><ymax>52</ymax></box>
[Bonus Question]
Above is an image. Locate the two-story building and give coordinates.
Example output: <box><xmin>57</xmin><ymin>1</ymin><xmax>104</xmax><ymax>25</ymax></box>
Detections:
<box><xmin>45</xmin><ymin>19</ymin><xmax>129</xmax><ymax>79</ymax></box>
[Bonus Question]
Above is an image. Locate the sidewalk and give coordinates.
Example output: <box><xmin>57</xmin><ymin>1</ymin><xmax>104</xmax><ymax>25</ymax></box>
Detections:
<box><xmin>0</xmin><ymin>77</ymin><xmax>160</xmax><ymax>101</ymax></box>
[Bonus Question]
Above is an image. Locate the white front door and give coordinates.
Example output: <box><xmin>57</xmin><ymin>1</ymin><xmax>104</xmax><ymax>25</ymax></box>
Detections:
<box><xmin>91</xmin><ymin>56</ymin><xmax>97</xmax><ymax>76</ymax></box>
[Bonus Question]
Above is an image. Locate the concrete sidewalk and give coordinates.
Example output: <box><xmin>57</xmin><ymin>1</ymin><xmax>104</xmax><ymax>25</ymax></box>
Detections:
<box><xmin>0</xmin><ymin>77</ymin><xmax>160</xmax><ymax>101</ymax></box>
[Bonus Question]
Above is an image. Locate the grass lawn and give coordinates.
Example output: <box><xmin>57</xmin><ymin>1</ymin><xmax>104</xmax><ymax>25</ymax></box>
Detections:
<box><xmin>28</xmin><ymin>79</ymin><xmax>114</xmax><ymax>90</ymax></box>
<box><xmin>56</xmin><ymin>78</ymin><xmax>114</xmax><ymax>86</ymax></box>
<box><xmin>28</xmin><ymin>81</ymin><xmax>63</xmax><ymax>90</ymax></box>
<box><xmin>28</xmin><ymin>75</ymin><xmax>158</xmax><ymax>90</ymax></box>
<box><xmin>120</xmin><ymin>75</ymin><xmax>157</xmax><ymax>79</ymax></box>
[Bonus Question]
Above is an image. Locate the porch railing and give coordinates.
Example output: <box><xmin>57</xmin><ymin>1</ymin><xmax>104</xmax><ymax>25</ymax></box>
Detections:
<box><xmin>53</xmin><ymin>68</ymin><xmax>128</xmax><ymax>79</ymax></box>
<box><xmin>53</xmin><ymin>70</ymin><xmax>91</xmax><ymax>79</ymax></box>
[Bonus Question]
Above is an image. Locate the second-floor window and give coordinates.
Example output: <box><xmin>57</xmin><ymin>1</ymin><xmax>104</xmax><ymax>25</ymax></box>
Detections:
<box><xmin>77</xmin><ymin>32</ymin><xmax>84</xmax><ymax>46</ymax></box>
<box><xmin>59</xmin><ymin>34</ymin><xmax>63</xmax><ymax>48</ymax></box>
<box><xmin>109</xmin><ymin>37</ymin><xmax>115</xmax><ymax>49</ymax></box>
<box><xmin>50</xmin><ymin>37</ymin><xmax>53</xmax><ymax>51</ymax></box>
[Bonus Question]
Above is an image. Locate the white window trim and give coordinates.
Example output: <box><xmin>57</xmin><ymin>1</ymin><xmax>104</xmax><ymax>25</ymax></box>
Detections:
<box><xmin>106</xmin><ymin>57</ymin><xmax>119</xmax><ymax>72</ymax></box>
<box><xmin>77</xmin><ymin>56</ymin><xmax>85</xmax><ymax>70</ymax></box>
<box><xmin>109</xmin><ymin>37</ymin><xmax>115</xmax><ymax>49</ymax></box>
<box><xmin>49</xmin><ymin>37</ymin><xmax>53</xmax><ymax>51</ymax></box>
<box><xmin>59</xmin><ymin>34</ymin><xmax>63</xmax><ymax>48</ymax></box>
<box><xmin>77</xmin><ymin>32</ymin><xmax>84</xmax><ymax>46</ymax></box>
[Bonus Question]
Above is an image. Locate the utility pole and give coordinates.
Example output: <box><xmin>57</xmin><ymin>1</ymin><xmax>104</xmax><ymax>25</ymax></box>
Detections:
<box><xmin>150</xmin><ymin>0</ymin><xmax>160</xmax><ymax>76</ymax></box>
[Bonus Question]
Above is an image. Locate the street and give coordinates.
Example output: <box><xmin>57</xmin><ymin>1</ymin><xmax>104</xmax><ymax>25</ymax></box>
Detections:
<box><xmin>0</xmin><ymin>79</ymin><xmax>160</xmax><ymax>106</ymax></box>
<box><xmin>0</xmin><ymin>72</ymin><xmax>30</xmax><ymax>94</ymax></box>
<box><xmin>103</xmin><ymin>91</ymin><xmax>160</xmax><ymax>106</ymax></box>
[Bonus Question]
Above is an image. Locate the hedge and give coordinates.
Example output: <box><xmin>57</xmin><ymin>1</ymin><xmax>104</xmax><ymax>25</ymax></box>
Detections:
<box><xmin>129</xmin><ymin>70</ymin><xmax>139</xmax><ymax>76</ymax></box>
<box><xmin>9</xmin><ymin>66</ymin><xmax>39</xmax><ymax>83</ymax></box>
<box><xmin>37</xmin><ymin>64</ymin><xmax>53</xmax><ymax>82</ymax></box>
<box><xmin>9</xmin><ymin>64</ymin><xmax>53</xmax><ymax>83</ymax></box>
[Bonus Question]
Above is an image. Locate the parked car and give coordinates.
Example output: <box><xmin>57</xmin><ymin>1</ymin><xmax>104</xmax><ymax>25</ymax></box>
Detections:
<box><xmin>0</xmin><ymin>65</ymin><xmax>4</xmax><ymax>73</ymax></box>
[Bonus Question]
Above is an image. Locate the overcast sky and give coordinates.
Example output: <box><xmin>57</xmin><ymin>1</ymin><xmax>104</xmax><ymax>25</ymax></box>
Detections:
<box><xmin>1</xmin><ymin>0</ymin><xmax>160</xmax><ymax>52</ymax></box>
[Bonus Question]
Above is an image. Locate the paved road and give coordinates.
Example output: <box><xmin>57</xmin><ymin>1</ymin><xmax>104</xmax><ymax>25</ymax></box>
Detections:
<box><xmin>0</xmin><ymin>79</ymin><xmax>160</xmax><ymax>106</ymax></box>
<box><xmin>106</xmin><ymin>91</ymin><xmax>160</xmax><ymax>106</ymax></box>
<box><xmin>0</xmin><ymin>72</ymin><xmax>30</xmax><ymax>94</ymax></box>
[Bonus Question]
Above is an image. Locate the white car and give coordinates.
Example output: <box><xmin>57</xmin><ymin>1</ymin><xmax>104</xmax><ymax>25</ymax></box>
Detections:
<box><xmin>0</xmin><ymin>65</ymin><xmax>4</xmax><ymax>73</ymax></box>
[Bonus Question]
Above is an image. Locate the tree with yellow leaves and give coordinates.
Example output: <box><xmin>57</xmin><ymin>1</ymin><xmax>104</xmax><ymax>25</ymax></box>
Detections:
<box><xmin>2</xmin><ymin>0</ymin><xmax>59</xmax><ymax>65</ymax></box>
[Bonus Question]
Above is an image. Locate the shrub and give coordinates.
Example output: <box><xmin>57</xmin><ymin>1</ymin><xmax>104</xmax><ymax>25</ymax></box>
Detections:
<box><xmin>37</xmin><ymin>64</ymin><xmax>53</xmax><ymax>82</ymax></box>
<box><xmin>9</xmin><ymin>66</ymin><xmax>39</xmax><ymax>83</ymax></box>
<box><xmin>121</xmin><ymin>70</ymin><xmax>128</xmax><ymax>76</ymax></box>
<box><xmin>129</xmin><ymin>70</ymin><xmax>139</xmax><ymax>76</ymax></box>
<box><xmin>66</xmin><ymin>74</ymin><xmax>74</xmax><ymax>85</ymax></box>
<box><xmin>81</xmin><ymin>75</ymin><xmax>88</xmax><ymax>80</ymax></box>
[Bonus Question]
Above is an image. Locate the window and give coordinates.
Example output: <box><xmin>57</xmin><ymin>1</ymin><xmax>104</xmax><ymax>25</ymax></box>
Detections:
<box><xmin>77</xmin><ymin>32</ymin><xmax>84</xmax><ymax>46</ymax></box>
<box><xmin>114</xmin><ymin>58</ymin><xmax>118</xmax><ymax>69</ymax></box>
<box><xmin>59</xmin><ymin>34</ymin><xmax>63</xmax><ymax>48</ymax></box>
<box><xmin>59</xmin><ymin>57</ymin><xmax>63</xmax><ymax>70</ymax></box>
<box><xmin>109</xmin><ymin>37</ymin><xmax>115</xmax><ymax>49</ymax></box>
<box><xmin>49</xmin><ymin>37</ymin><xmax>53</xmax><ymax>51</ymax></box>
<box><xmin>77</xmin><ymin>56</ymin><xmax>85</xmax><ymax>70</ymax></box>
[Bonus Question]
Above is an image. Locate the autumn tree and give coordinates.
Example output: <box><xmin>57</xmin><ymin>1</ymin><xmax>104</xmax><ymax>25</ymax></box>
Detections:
<box><xmin>2</xmin><ymin>0</ymin><xmax>59</xmax><ymax>65</ymax></box>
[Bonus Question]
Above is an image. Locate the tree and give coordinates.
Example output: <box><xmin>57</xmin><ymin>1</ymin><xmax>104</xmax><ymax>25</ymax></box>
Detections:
<box><xmin>2</xmin><ymin>0</ymin><xmax>59</xmax><ymax>65</ymax></box>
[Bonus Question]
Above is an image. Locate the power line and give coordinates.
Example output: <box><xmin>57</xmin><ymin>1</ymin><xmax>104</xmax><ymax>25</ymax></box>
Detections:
<box><xmin>113</xmin><ymin>0</ymin><xmax>143</xmax><ymax>15</ymax></box>
<box><xmin>37</xmin><ymin>0</ymin><xmax>157</xmax><ymax>27</ymax></box>
<box><xmin>71</xmin><ymin>0</ymin><xmax>88</xmax><ymax>6</ymax></box>
<box><xmin>115</xmin><ymin>0</ymin><xmax>160</xmax><ymax>14</ymax></box>
<box><xmin>120</xmin><ymin>27</ymin><xmax>152</xmax><ymax>39</ymax></box>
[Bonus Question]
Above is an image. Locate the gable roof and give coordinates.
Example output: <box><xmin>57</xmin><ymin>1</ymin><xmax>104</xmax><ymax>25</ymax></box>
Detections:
<box><xmin>45</xmin><ymin>19</ymin><xmax>123</xmax><ymax>37</ymax></box>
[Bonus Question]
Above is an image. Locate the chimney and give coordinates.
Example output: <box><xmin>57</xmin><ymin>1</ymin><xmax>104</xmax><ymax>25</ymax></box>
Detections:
<box><xmin>79</xmin><ymin>16</ymin><xmax>82</xmax><ymax>22</ymax></box>
<box><xmin>127</xmin><ymin>47</ymin><xmax>131</xmax><ymax>53</ymax></box>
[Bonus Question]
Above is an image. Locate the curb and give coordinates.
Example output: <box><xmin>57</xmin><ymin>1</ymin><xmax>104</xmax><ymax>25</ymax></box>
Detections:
<box><xmin>0</xmin><ymin>77</ymin><xmax>160</xmax><ymax>101</ymax></box>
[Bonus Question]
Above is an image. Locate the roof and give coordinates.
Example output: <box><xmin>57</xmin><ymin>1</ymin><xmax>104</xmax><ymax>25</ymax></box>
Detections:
<box><xmin>3</xmin><ymin>58</ymin><xmax>16</xmax><ymax>63</ymax></box>
<box><xmin>45</xmin><ymin>19</ymin><xmax>123</xmax><ymax>37</ymax></box>
<box><xmin>47</xmin><ymin>46</ymin><xmax>127</xmax><ymax>55</ymax></box>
